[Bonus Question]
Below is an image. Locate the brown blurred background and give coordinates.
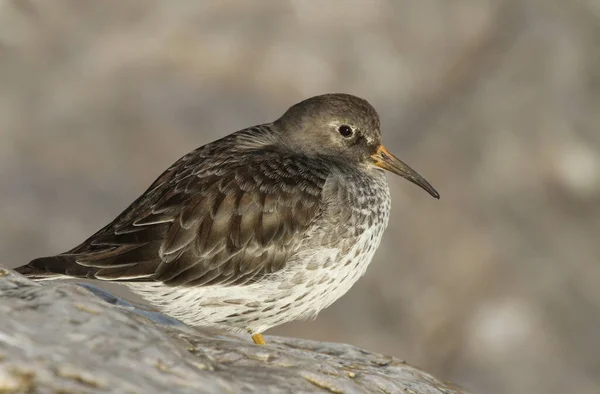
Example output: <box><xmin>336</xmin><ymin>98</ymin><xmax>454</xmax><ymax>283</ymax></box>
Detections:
<box><xmin>1</xmin><ymin>1</ymin><xmax>599</xmax><ymax>393</ymax></box>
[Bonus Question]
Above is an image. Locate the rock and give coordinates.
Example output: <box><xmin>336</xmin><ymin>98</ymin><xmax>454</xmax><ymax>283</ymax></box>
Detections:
<box><xmin>0</xmin><ymin>268</ymin><xmax>468</xmax><ymax>393</ymax></box>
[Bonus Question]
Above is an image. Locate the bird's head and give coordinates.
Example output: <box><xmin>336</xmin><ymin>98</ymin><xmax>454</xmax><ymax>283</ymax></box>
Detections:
<box><xmin>275</xmin><ymin>93</ymin><xmax>439</xmax><ymax>199</ymax></box>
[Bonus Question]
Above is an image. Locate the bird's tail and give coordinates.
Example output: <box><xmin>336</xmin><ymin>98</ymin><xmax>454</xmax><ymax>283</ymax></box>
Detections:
<box><xmin>15</xmin><ymin>255</ymin><xmax>86</xmax><ymax>281</ymax></box>
<box><xmin>14</xmin><ymin>264</ymin><xmax>59</xmax><ymax>280</ymax></box>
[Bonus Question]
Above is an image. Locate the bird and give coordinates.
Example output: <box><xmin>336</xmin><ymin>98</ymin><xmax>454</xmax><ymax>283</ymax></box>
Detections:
<box><xmin>16</xmin><ymin>93</ymin><xmax>439</xmax><ymax>345</ymax></box>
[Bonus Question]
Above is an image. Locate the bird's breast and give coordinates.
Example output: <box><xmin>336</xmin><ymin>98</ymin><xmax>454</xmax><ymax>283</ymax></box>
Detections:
<box><xmin>320</xmin><ymin>168</ymin><xmax>391</xmax><ymax>239</ymax></box>
<box><xmin>285</xmin><ymin>170</ymin><xmax>391</xmax><ymax>312</ymax></box>
<box><xmin>282</xmin><ymin>212</ymin><xmax>389</xmax><ymax>321</ymax></box>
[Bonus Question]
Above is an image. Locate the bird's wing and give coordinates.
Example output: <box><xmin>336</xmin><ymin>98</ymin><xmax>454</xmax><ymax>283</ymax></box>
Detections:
<box><xmin>45</xmin><ymin>140</ymin><xmax>329</xmax><ymax>287</ymax></box>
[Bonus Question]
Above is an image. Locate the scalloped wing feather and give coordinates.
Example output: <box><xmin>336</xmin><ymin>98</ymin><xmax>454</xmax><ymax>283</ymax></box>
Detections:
<box><xmin>33</xmin><ymin>127</ymin><xmax>329</xmax><ymax>288</ymax></box>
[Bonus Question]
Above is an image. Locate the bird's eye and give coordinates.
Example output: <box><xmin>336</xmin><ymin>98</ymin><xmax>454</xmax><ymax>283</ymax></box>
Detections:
<box><xmin>338</xmin><ymin>125</ymin><xmax>354</xmax><ymax>138</ymax></box>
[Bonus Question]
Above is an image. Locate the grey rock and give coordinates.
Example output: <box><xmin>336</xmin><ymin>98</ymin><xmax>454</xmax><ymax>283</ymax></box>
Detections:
<box><xmin>0</xmin><ymin>268</ymin><xmax>468</xmax><ymax>394</ymax></box>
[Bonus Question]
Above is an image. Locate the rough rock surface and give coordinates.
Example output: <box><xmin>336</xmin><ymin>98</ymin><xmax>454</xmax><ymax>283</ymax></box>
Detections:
<box><xmin>0</xmin><ymin>268</ymin><xmax>468</xmax><ymax>394</ymax></box>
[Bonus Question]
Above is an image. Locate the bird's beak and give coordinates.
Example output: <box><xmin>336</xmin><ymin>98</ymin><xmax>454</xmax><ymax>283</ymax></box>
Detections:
<box><xmin>372</xmin><ymin>145</ymin><xmax>440</xmax><ymax>199</ymax></box>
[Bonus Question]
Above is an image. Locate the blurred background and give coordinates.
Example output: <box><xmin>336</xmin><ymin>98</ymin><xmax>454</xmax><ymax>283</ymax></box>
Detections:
<box><xmin>1</xmin><ymin>1</ymin><xmax>599</xmax><ymax>393</ymax></box>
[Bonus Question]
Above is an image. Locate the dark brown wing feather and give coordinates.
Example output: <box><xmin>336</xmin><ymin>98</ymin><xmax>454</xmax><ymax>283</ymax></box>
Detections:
<box><xmin>23</xmin><ymin>126</ymin><xmax>329</xmax><ymax>287</ymax></box>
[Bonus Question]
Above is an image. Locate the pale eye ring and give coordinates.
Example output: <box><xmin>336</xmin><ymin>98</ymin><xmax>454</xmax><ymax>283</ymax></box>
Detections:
<box><xmin>337</xmin><ymin>124</ymin><xmax>354</xmax><ymax>138</ymax></box>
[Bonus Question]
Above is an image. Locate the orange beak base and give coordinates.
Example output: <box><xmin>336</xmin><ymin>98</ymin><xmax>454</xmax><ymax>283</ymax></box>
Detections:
<box><xmin>372</xmin><ymin>145</ymin><xmax>440</xmax><ymax>199</ymax></box>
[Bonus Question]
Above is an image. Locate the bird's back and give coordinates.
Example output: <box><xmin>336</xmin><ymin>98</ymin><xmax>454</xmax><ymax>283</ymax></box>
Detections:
<box><xmin>18</xmin><ymin>125</ymin><xmax>330</xmax><ymax>285</ymax></box>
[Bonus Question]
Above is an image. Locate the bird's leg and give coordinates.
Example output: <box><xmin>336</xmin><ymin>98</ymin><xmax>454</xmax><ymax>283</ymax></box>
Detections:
<box><xmin>251</xmin><ymin>333</ymin><xmax>266</xmax><ymax>345</ymax></box>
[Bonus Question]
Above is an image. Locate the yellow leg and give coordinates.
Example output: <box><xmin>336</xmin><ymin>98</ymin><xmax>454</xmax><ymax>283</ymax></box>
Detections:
<box><xmin>252</xmin><ymin>333</ymin><xmax>266</xmax><ymax>345</ymax></box>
